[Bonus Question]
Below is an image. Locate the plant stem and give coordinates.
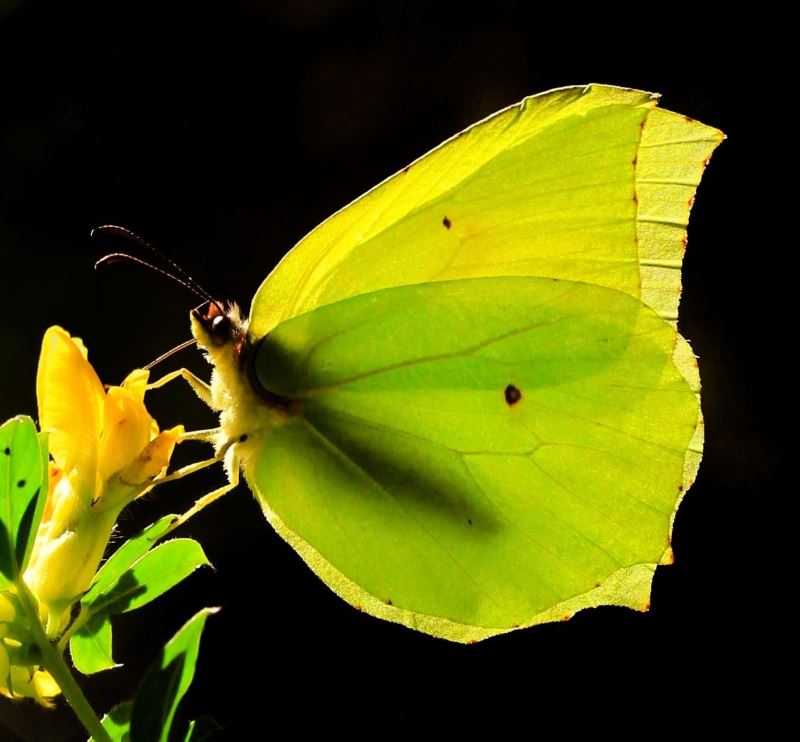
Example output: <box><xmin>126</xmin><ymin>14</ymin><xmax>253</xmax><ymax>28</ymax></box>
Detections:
<box><xmin>17</xmin><ymin>585</ymin><xmax>113</xmax><ymax>742</ymax></box>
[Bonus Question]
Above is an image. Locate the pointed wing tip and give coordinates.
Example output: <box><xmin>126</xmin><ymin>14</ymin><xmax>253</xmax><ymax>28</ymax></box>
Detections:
<box><xmin>582</xmin><ymin>82</ymin><xmax>661</xmax><ymax>100</ymax></box>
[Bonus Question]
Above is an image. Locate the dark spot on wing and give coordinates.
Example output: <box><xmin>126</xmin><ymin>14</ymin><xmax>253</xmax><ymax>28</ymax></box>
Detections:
<box><xmin>3</xmin><ymin>447</ymin><xmax>9</xmax><ymax>455</ymax></box>
<box><xmin>504</xmin><ymin>384</ymin><xmax>522</xmax><ymax>406</ymax></box>
<box><xmin>467</xmin><ymin>518</ymin><xmax>473</xmax><ymax>526</ymax></box>
<box><xmin>17</xmin><ymin>479</ymin><xmax>26</xmax><ymax>488</ymax></box>
<box><xmin>386</xmin><ymin>599</ymin><xmax>393</xmax><ymax>606</ymax></box>
<box><xmin>632</xmin><ymin>155</ymin><xmax>638</xmax><ymax>167</ymax></box>
<box><xmin>633</xmin><ymin>192</ymin><xmax>638</xmax><ymax>204</ymax></box>
<box><xmin>239</xmin><ymin>434</ymin><xmax>248</xmax><ymax>443</ymax></box>
<box><xmin>442</xmin><ymin>216</ymin><xmax>452</xmax><ymax>229</ymax></box>
<box><xmin>403</xmin><ymin>165</ymin><xmax>409</xmax><ymax>173</ymax></box>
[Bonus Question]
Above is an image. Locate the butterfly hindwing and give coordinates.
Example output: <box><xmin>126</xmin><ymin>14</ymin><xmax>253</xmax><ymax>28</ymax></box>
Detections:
<box><xmin>247</xmin><ymin>277</ymin><xmax>697</xmax><ymax>640</ymax></box>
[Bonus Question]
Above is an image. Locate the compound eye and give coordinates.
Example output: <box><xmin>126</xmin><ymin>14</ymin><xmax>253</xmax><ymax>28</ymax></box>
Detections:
<box><xmin>210</xmin><ymin>314</ymin><xmax>231</xmax><ymax>343</ymax></box>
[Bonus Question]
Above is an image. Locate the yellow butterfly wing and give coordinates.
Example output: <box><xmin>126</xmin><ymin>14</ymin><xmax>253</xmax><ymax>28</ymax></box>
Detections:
<box><xmin>250</xmin><ymin>83</ymin><xmax>723</xmax><ymax>338</ymax></box>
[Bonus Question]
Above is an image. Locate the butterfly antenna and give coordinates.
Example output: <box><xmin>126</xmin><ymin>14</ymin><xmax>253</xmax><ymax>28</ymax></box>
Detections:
<box><xmin>94</xmin><ymin>252</ymin><xmax>217</xmax><ymax>306</ymax></box>
<box><xmin>92</xmin><ymin>226</ymin><xmax>225</xmax><ymax>312</ymax></box>
<box><xmin>92</xmin><ymin>225</ymin><xmax>212</xmax><ymax>298</ymax></box>
<box><xmin>143</xmin><ymin>337</ymin><xmax>198</xmax><ymax>370</ymax></box>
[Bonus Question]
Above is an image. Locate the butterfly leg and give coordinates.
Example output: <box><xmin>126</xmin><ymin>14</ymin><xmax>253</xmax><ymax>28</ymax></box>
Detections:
<box><xmin>179</xmin><ymin>428</ymin><xmax>219</xmax><ymax>444</ymax></box>
<box><xmin>148</xmin><ymin>368</ymin><xmax>213</xmax><ymax>408</ymax></box>
<box><xmin>154</xmin><ymin>453</ymin><xmax>221</xmax><ymax>485</ymax></box>
<box><xmin>155</xmin><ymin>435</ymin><xmax>235</xmax><ymax>485</ymax></box>
<box><xmin>169</xmin><ymin>444</ymin><xmax>242</xmax><ymax>529</ymax></box>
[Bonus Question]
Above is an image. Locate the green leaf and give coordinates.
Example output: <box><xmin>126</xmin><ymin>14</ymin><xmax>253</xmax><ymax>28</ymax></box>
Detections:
<box><xmin>91</xmin><ymin>539</ymin><xmax>210</xmax><ymax>615</ymax></box>
<box><xmin>183</xmin><ymin>717</ymin><xmax>222</xmax><ymax>742</ymax></box>
<box><xmin>250</xmin><ymin>277</ymin><xmax>698</xmax><ymax>641</ymax></box>
<box><xmin>83</xmin><ymin>514</ymin><xmax>179</xmax><ymax>607</ymax></box>
<box><xmin>95</xmin><ymin>701</ymin><xmax>132</xmax><ymax>742</ymax></box>
<box><xmin>0</xmin><ymin>415</ymin><xmax>47</xmax><ymax>582</ymax></box>
<box><xmin>71</xmin><ymin>611</ymin><xmax>118</xmax><ymax>674</ymax></box>
<box><xmin>130</xmin><ymin>607</ymin><xmax>217</xmax><ymax>742</ymax></box>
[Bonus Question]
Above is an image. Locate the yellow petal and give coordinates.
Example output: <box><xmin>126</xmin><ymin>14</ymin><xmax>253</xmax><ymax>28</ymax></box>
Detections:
<box><xmin>121</xmin><ymin>425</ymin><xmax>183</xmax><ymax>485</ymax></box>
<box><xmin>32</xmin><ymin>669</ymin><xmax>61</xmax><ymax>701</ymax></box>
<box><xmin>7</xmin><ymin>666</ymin><xmax>59</xmax><ymax>706</ymax></box>
<box><xmin>25</xmin><ymin>502</ymin><xmax>117</xmax><ymax>630</ymax></box>
<box><xmin>70</xmin><ymin>335</ymin><xmax>90</xmax><ymax>360</ymax></box>
<box><xmin>98</xmin><ymin>385</ymin><xmax>153</xmax><ymax>485</ymax></box>
<box><xmin>39</xmin><ymin>461</ymin><xmax>64</xmax><ymax>523</ymax></box>
<box><xmin>121</xmin><ymin>367</ymin><xmax>150</xmax><ymax>402</ymax></box>
<box><xmin>26</xmin><ymin>466</ymin><xmax>80</xmax><ymax>583</ymax></box>
<box><xmin>0</xmin><ymin>644</ymin><xmax>9</xmax><ymax>689</ymax></box>
<box><xmin>37</xmin><ymin>327</ymin><xmax>104</xmax><ymax>497</ymax></box>
<box><xmin>0</xmin><ymin>593</ymin><xmax>15</xmax><ymax>624</ymax></box>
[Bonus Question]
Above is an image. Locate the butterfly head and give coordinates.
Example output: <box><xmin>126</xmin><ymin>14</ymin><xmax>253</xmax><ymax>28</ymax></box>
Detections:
<box><xmin>191</xmin><ymin>300</ymin><xmax>248</xmax><ymax>353</ymax></box>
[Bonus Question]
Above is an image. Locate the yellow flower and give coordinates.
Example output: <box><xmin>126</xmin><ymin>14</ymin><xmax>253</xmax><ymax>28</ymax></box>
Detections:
<box><xmin>0</xmin><ymin>592</ymin><xmax>16</xmax><ymax>687</ymax></box>
<box><xmin>0</xmin><ymin>590</ymin><xmax>59</xmax><ymax>706</ymax></box>
<box><xmin>23</xmin><ymin>327</ymin><xmax>183</xmax><ymax>638</ymax></box>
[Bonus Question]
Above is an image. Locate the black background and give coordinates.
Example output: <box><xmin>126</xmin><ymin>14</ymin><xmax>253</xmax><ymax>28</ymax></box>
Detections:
<box><xmin>0</xmin><ymin>1</ymin><xmax>785</xmax><ymax>739</ymax></box>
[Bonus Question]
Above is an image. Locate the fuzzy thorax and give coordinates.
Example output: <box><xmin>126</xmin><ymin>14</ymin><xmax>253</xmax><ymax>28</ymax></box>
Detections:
<box><xmin>189</xmin><ymin>302</ymin><xmax>278</xmax><ymax>475</ymax></box>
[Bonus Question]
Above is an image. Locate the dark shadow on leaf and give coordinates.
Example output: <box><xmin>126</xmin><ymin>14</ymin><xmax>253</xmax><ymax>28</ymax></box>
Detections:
<box><xmin>130</xmin><ymin>653</ymin><xmax>185</xmax><ymax>742</ymax></box>
<box><xmin>0</xmin><ymin>521</ymin><xmax>14</xmax><ymax>580</ymax></box>
<box><xmin>93</xmin><ymin>570</ymin><xmax>147</xmax><ymax>614</ymax></box>
<box><xmin>14</xmin><ymin>486</ymin><xmax>40</xmax><ymax>570</ymax></box>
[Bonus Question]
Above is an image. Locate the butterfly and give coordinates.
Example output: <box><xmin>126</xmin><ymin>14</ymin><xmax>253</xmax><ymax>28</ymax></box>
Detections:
<box><xmin>159</xmin><ymin>84</ymin><xmax>723</xmax><ymax>642</ymax></box>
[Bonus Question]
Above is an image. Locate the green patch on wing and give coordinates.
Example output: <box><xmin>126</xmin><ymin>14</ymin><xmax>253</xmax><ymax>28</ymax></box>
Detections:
<box><xmin>249</xmin><ymin>277</ymin><xmax>697</xmax><ymax>641</ymax></box>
